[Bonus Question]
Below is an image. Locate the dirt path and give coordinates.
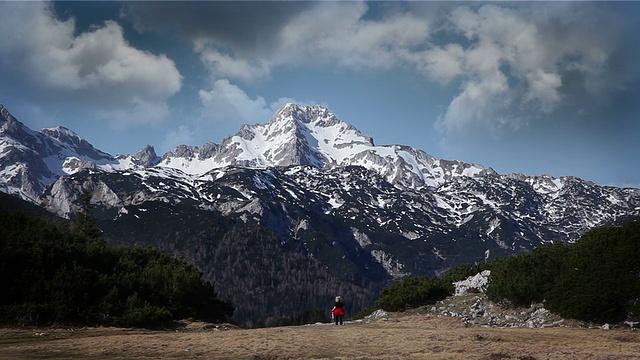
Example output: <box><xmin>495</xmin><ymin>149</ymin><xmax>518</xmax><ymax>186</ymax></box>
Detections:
<box><xmin>1</xmin><ymin>315</ymin><xmax>639</xmax><ymax>359</ymax></box>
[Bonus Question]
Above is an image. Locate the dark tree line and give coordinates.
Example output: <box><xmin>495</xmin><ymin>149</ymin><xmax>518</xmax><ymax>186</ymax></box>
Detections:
<box><xmin>0</xmin><ymin>210</ymin><xmax>233</xmax><ymax>328</ymax></box>
<box><xmin>203</xmin><ymin>223</ymin><xmax>378</xmax><ymax>327</ymax></box>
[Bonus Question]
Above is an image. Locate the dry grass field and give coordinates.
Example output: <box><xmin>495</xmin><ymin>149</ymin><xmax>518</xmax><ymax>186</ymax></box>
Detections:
<box><xmin>1</xmin><ymin>313</ymin><xmax>639</xmax><ymax>360</ymax></box>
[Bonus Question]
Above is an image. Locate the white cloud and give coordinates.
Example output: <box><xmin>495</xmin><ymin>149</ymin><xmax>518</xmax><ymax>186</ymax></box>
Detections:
<box><xmin>198</xmin><ymin>79</ymin><xmax>317</xmax><ymax>125</ymax></box>
<box><xmin>194</xmin><ymin>2</ymin><xmax>432</xmax><ymax>82</ymax></box>
<box><xmin>188</xmin><ymin>2</ymin><xmax>623</xmax><ymax>137</ymax></box>
<box><xmin>198</xmin><ymin>47</ymin><xmax>270</xmax><ymax>83</ymax></box>
<box><xmin>0</xmin><ymin>1</ymin><xmax>181</xmax><ymax>126</ymax></box>
<box><xmin>431</xmin><ymin>3</ymin><xmax>623</xmax><ymax>135</ymax></box>
<box><xmin>524</xmin><ymin>70</ymin><xmax>562</xmax><ymax>113</ymax></box>
<box><xmin>198</xmin><ymin>79</ymin><xmax>272</xmax><ymax>124</ymax></box>
<box><xmin>414</xmin><ymin>44</ymin><xmax>465</xmax><ymax>84</ymax></box>
<box><xmin>277</xmin><ymin>2</ymin><xmax>430</xmax><ymax>69</ymax></box>
<box><xmin>436</xmin><ymin>74</ymin><xmax>512</xmax><ymax>134</ymax></box>
<box><xmin>434</xmin><ymin>39</ymin><xmax>519</xmax><ymax>134</ymax></box>
<box><xmin>9</xmin><ymin>1</ymin><xmax>624</xmax><ymax>139</ymax></box>
<box><xmin>63</xmin><ymin>21</ymin><xmax>181</xmax><ymax>99</ymax></box>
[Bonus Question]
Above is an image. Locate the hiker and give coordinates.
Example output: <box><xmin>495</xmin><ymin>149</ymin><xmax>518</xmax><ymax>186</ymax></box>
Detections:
<box><xmin>332</xmin><ymin>296</ymin><xmax>345</xmax><ymax>325</ymax></box>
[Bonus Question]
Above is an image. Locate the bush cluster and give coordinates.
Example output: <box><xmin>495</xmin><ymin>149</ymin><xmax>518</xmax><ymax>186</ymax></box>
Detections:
<box><xmin>374</xmin><ymin>261</ymin><xmax>494</xmax><ymax>312</ymax></box>
<box><xmin>0</xmin><ymin>211</ymin><xmax>234</xmax><ymax>328</ymax></box>
<box><xmin>486</xmin><ymin>243</ymin><xmax>569</xmax><ymax>307</ymax></box>
<box><xmin>487</xmin><ymin>221</ymin><xmax>640</xmax><ymax>323</ymax></box>
<box><xmin>375</xmin><ymin>275</ymin><xmax>450</xmax><ymax>312</ymax></box>
<box><xmin>375</xmin><ymin>221</ymin><xmax>639</xmax><ymax>324</ymax></box>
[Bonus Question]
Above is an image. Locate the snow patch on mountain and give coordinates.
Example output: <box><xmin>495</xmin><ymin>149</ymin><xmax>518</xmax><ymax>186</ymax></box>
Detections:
<box><xmin>352</xmin><ymin>227</ymin><xmax>372</xmax><ymax>247</ymax></box>
<box><xmin>371</xmin><ymin>249</ymin><xmax>408</xmax><ymax>279</ymax></box>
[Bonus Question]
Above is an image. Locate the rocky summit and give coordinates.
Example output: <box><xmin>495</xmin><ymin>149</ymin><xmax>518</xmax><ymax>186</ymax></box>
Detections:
<box><xmin>1</xmin><ymin>102</ymin><xmax>639</xmax><ymax>324</ymax></box>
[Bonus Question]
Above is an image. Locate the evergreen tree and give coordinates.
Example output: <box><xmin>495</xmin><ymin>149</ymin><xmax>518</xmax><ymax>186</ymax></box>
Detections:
<box><xmin>70</xmin><ymin>190</ymin><xmax>101</xmax><ymax>240</ymax></box>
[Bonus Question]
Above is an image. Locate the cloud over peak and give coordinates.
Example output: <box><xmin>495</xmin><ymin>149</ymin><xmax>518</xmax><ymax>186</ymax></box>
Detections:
<box><xmin>0</xmin><ymin>1</ymin><xmax>181</xmax><ymax>127</ymax></box>
<box><xmin>168</xmin><ymin>2</ymin><xmax>632</xmax><ymax>139</ymax></box>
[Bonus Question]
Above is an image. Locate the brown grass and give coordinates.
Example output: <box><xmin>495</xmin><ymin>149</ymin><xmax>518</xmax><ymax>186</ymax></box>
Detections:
<box><xmin>1</xmin><ymin>315</ymin><xmax>639</xmax><ymax>360</ymax></box>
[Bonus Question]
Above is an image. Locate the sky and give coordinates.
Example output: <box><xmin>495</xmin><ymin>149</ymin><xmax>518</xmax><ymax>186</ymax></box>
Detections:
<box><xmin>0</xmin><ymin>1</ymin><xmax>639</xmax><ymax>188</ymax></box>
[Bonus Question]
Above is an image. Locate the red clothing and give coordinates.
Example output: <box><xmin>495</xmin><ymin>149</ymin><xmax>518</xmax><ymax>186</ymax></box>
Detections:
<box><xmin>333</xmin><ymin>300</ymin><xmax>345</xmax><ymax>316</ymax></box>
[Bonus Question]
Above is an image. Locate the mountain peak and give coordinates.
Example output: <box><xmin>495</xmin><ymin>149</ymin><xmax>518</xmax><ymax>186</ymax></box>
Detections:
<box><xmin>41</xmin><ymin>126</ymin><xmax>83</xmax><ymax>145</ymax></box>
<box><xmin>0</xmin><ymin>104</ymin><xmax>11</xmax><ymax>122</ymax></box>
<box><xmin>41</xmin><ymin>126</ymin><xmax>111</xmax><ymax>160</ymax></box>
<box><xmin>270</xmin><ymin>103</ymin><xmax>340</xmax><ymax>128</ymax></box>
<box><xmin>267</xmin><ymin>103</ymin><xmax>374</xmax><ymax>146</ymax></box>
<box><xmin>0</xmin><ymin>104</ymin><xmax>24</xmax><ymax>133</ymax></box>
<box><xmin>132</xmin><ymin>145</ymin><xmax>159</xmax><ymax>167</ymax></box>
<box><xmin>246</xmin><ymin>103</ymin><xmax>376</xmax><ymax>168</ymax></box>
<box><xmin>274</xmin><ymin>102</ymin><xmax>308</xmax><ymax>115</ymax></box>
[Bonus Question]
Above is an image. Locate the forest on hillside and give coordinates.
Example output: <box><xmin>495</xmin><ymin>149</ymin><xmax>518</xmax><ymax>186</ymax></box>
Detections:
<box><xmin>0</xmin><ymin>209</ymin><xmax>233</xmax><ymax>328</ymax></box>
<box><xmin>99</xmin><ymin>201</ymin><xmax>381</xmax><ymax>327</ymax></box>
<box><xmin>0</xmin><ymin>192</ymin><xmax>382</xmax><ymax>328</ymax></box>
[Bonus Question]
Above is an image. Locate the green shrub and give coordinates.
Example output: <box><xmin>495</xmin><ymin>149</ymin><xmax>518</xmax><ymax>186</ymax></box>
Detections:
<box><xmin>352</xmin><ymin>306</ymin><xmax>376</xmax><ymax>320</ymax></box>
<box><xmin>544</xmin><ymin>222</ymin><xmax>640</xmax><ymax>323</ymax></box>
<box><xmin>486</xmin><ymin>221</ymin><xmax>640</xmax><ymax>323</ymax></box>
<box><xmin>376</xmin><ymin>276</ymin><xmax>450</xmax><ymax>312</ymax></box>
<box><xmin>118</xmin><ymin>302</ymin><xmax>173</xmax><ymax>328</ymax></box>
<box><xmin>486</xmin><ymin>243</ymin><xmax>568</xmax><ymax>307</ymax></box>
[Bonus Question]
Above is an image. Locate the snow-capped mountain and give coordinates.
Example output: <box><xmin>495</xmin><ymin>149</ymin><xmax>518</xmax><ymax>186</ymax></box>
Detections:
<box><xmin>3</xmin><ymin>101</ymin><xmax>640</xmax><ymax>324</ymax></box>
<box><xmin>0</xmin><ymin>104</ymin><xmax>159</xmax><ymax>202</ymax></box>
<box><xmin>2</xmin><ymin>102</ymin><xmax>640</xmax><ymax>278</ymax></box>
<box><xmin>159</xmin><ymin>103</ymin><xmax>492</xmax><ymax>189</ymax></box>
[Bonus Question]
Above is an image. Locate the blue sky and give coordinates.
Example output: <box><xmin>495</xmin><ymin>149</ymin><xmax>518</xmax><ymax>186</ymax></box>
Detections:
<box><xmin>0</xmin><ymin>1</ymin><xmax>639</xmax><ymax>188</ymax></box>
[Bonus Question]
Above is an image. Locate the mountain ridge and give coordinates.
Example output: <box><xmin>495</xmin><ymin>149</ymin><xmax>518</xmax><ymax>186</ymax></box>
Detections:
<box><xmin>3</xmin><ymin>101</ymin><xmax>639</xmax><ymax>239</ymax></box>
<box><xmin>2</xmin><ymin>102</ymin><xmax>612</xmax><ymax>194</ymax></box>
<box><xmin>139</xmin><ymin>103</ymin><xmax>498</xmax><ymax>192</ymax></box>
<box><xmin>2</xmin><ymin>101</ymin><xmax>640</xmax><ymax>324</ymax></box>
<box><xmin>2</xmin><ymin>101</ymin><xmax>639</xmax><ymax>243</ymax></box>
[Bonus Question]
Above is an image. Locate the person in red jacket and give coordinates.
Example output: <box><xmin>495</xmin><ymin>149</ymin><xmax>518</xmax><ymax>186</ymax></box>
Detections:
<box><xmin>332</xmin><ymin>296</ymin><xmax>345</xmax><ymax>325</ymax></box>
